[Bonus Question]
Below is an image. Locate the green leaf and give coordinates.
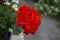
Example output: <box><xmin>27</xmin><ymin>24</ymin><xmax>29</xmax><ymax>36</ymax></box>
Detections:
<box><xmin>0</xmin><ymin>17</ymin><xmax>6</xmax><ymax>29</ymax></box>
<box><xmin>10</xmin><ymin>9</ymin><xmax>17</xmax><ymax>22</ymax></box>
<box><xmin>58</xmin><ymin>22</ymin><xmax>60</xmax><ymax>28</ymax></box>
<box><xmin>8</xmin><ymin>0</ymin><xmax>12</xmax><ymax>2</ymax></box>
<box><xmin>14</xmin><ymin>27</ymin><xmax>22</xmax><ymax>35</ymax></box>
<box><xmin>11</xmin><ymin>24</ymin><xmax>22</xmax><ymax>35</ymax></box>
<box><xmin>0</xmin><ymin>5</ymin><xmax>4</xmax><ymax>13</ymax></box>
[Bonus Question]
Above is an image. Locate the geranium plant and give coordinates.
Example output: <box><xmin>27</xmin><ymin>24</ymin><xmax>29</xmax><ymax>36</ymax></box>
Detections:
<box><xmin>0</xmin><ymin>0</ymin><xmax>20</xmax><ymax>40</ymax></box>
<box><xmin>0</xmin><ymin>0</ymin><xmax>41</xmax><ymax>40</ymax></box>
<box><xmin>16</xmin><ymin>5</ymin><xmax>41</xmax><ymax>34</ymax></box>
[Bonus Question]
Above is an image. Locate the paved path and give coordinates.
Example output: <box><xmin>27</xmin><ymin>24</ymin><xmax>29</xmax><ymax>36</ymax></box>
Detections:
<box><xmin>24</xmin><ymin>16</ymin><xmax>60</xmax><ymax>40</ymax></box>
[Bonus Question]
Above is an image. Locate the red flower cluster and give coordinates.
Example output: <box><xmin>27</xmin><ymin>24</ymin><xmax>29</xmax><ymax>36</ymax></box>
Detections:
<box><xmin>16</xmin><ymin>5</ymin><xmax>41</xmax><ymax>35</ymax></box>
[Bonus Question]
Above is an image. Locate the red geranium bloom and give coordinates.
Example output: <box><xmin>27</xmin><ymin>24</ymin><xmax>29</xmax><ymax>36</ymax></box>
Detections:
<box><xmin>16</xmin><ymin>5</ymin><xmax>41</xmax><ymax>35</ymax></box>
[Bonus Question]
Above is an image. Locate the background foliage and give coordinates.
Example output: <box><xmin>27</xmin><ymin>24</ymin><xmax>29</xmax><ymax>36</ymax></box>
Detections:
<box><xmin>35</xmin><ymin>0</ymin><xmax>60</xmax><ymax>27</ymax></box>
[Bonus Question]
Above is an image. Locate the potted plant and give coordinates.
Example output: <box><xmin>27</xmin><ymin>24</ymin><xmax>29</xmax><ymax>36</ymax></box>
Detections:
<box><xmin>0</xmin><ymin>0</ymin><xmax>21</xmax><ymax>40</ymax></box>
<box><xmin>0</xmin><ymin>0</ymin><xmax>41</xmax><ymax>40</ymax></box>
